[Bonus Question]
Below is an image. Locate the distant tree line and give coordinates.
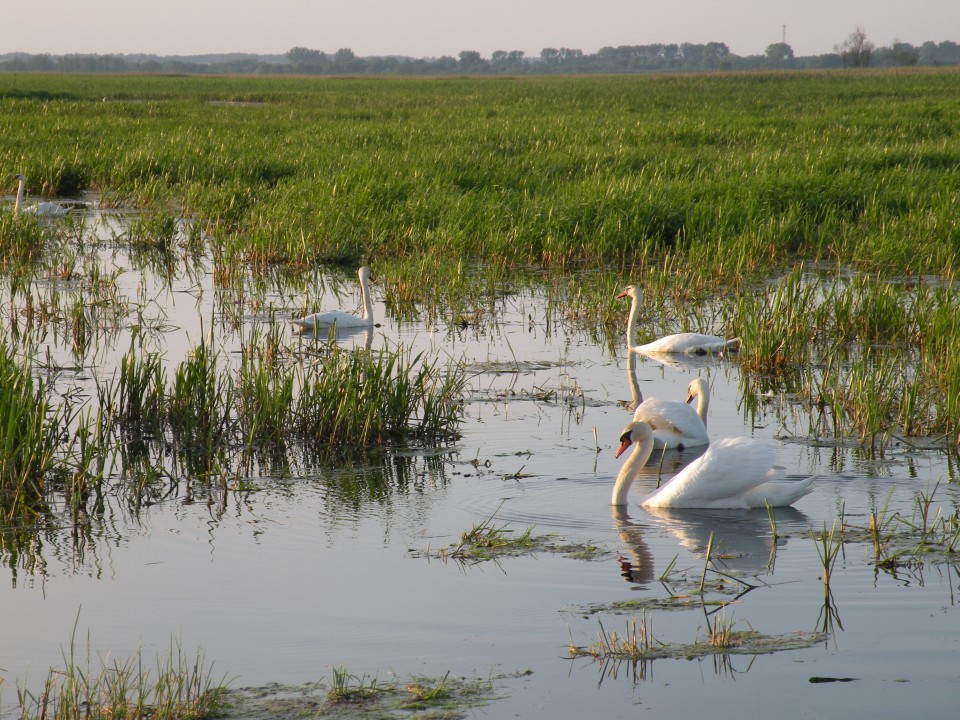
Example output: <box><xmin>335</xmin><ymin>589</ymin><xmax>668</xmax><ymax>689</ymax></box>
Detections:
<box><xmin>3</xmin><ymin>33</ymin><xmax>959</xmax><ymax>76</ymax></box>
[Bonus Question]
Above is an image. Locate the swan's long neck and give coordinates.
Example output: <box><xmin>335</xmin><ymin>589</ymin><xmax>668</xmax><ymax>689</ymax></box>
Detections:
<box><xmin>625</xmin><ymin>293</ymin><xmax>639</xmax><ymax>348</ymax></box>
<box><xmin>695</xmin><ymin>388</ymin><xmax>710</xmax><ymax>429</ymax></box>
<box><xmin>13</xmin><ymin>177</ymin><xmax>24</xmax><ymax>216</ymax></box>
<box><xmin>359</xmin><ymin>272</ymin><xmax>374</xmax><ymax>323</ymax></box>
<box><xmin>612</xmin><ymin>433</ymin><xmax>654</xmax><ymax>505</ymax></box>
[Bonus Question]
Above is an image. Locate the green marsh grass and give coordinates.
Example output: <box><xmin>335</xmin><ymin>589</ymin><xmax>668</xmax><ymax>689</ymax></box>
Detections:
<box><xmin>0</xmin><ymin>338</ymin><xmax>64</xmax><ymax>518</ymax></box>
<box><xmin>5</xmin><ymin>70</ymin><xmax>960</xmax><ymax>516</ymax></box>
<box><xmin>812</xmin><ymin>522</ymin><xmax>844</xmax><ymax>591</ymax></box>
<box><xmin>4</xmin><ymin>71</ymin><xmax>960</xmax><ymax>277</ymax></box>
<box><xmin>326</xmin><ymin>665</ymin><xmax>384</xmax><ymax>704</ymax></box>
<box><xmin>292</xmin><ymin>340</ymin><xmax>465</xmax><ymax>447</ymax></box>
<box><xmin>15</xmin><ymin>636</ymin><xmax>226</xmax><ymax>720</ymax></box>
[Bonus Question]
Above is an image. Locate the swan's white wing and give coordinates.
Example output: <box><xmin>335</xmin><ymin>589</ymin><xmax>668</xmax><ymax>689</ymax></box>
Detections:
<box><xmin>642</xmin><ymin>438</ymin><xmax>778</xmax><ymax>509</ymax></box>
<box><xmin>635</xmin><ymin>333</ymin><xmax>739</xmax><ymax>355</ymax></box>
<box><xmin>633</xmin><ymin>398</ymin><xmax>709</xmax><ymax>449</ymax></box>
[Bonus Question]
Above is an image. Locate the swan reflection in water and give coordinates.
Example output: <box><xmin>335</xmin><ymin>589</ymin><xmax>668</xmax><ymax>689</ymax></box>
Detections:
<box><xmin>642</xmin><ymin>504</ymin><xmax>809</xmax><ymax>576</ymax></box>
<box><xmin>634</xmin><ymin>347</ymin><xmax>728</xmax><ymax>372</ymax></box>
<box><xmin>611</xmin><ymin>505</ymin><xmax>655</xmax><ymax>587</ymax></box>
<box><xmin>610</xmin><ymin>503</ymin><xmax>809</xmax><ymax>589</ymax></box>
<box><xmin>294</xmin><ymin>325</ymin><xmax>374</xmax><ymax>352</ymax></box>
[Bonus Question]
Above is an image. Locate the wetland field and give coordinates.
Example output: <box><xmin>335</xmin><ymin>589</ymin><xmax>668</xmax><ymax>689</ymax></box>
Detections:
<box><xmin>0</xmin><ymin>70</ymin><xmax>959</xmax><ymax>718</ymax></box>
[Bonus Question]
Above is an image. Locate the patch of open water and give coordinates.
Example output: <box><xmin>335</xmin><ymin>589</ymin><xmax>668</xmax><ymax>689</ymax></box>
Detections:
<box><xmin>0</xmin><ymin>209</ymin><xmax>958</xmax><ymax>718</ymax></box>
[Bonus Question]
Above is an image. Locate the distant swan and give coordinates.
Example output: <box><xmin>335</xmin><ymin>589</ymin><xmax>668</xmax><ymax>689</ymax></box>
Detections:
<box><xmin>612</xmin><ymin>420</ymin><xmax>816</xmax><ymax>508</ymax></box>
<box><xmin>631</xmin><ymin>377</ymin><xmax>710</xmax><ymax>450</ymax></box>
<box><xmin>290</xmin><ymin>266</ymin><xmax>375</xmax><ymax>331</ymax></box>
<box><xmin>618</xmin><ymin>285</ymin><xmax>739</xmax><ymax>354</ymax></box>
<box><xmin>13</xmin><ymin>174</ymin><xmax>69</xmax><ymax>218</ymax></box>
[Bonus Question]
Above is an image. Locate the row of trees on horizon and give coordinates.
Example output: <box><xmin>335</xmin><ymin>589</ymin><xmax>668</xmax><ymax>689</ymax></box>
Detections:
<box><xmin>2</xmin><ymin>29</ymin><xmax>959</xmax><ymax>76</ymax></box>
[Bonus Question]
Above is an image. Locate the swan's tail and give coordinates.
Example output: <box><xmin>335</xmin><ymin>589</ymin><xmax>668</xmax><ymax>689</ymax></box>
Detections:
<box><xmin>748</xmin><ymin>473</ymin><xmax>819</xmax><ymax>507</ymax></box>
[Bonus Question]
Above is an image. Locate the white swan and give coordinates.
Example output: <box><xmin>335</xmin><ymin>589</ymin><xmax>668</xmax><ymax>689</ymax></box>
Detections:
<box><xmin>612</xmin><ymin>420</ymin><xmax>816</xmax><ymax>508</ymax></box>
<box><xmin>632</xmin><ymin>377</ymin><xmax>710</xmax><ymax>450</ymax></box>
<box><xmin>617</xmin><ymin>285</ymin><xmax>740</xmax><ymax>354</ymax></box>
<box><xmin>290</xmin><ymin>266</ymin><xmax>375</xmax><ymax>332</ymax></box>
<box><xmin>13</xmin><ymin>174</ymin><xmax>69</xmax><ymax>218</ymax></box>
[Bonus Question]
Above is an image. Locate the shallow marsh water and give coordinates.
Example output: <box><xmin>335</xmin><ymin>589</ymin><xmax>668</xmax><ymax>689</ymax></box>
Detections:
<box><xmin>0</xmin><ymin>210</ymin><xmax>958</xmax><ymax>719</ymax></box>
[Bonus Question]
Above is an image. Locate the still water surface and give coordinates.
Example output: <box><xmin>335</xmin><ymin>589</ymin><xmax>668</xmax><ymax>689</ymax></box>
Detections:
<box><xmin>0</xmin><ymin>210</ymin><xmax>957</xmax><ymax>718</ymax></box>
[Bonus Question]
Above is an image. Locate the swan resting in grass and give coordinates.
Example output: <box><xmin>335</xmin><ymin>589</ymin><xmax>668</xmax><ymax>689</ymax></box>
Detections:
<box><xmin>13</xmin><ymin>174</ymin><xmax>70</xmax><ymax>218</ymax></box>
<box><xmin>631</xmin><ymin>377</ymin><xmax>710</xmax><ymax>451</ymax></box>
<box><xmin>613</xmin><ymin>420</ymin><xmax>816</xmax><ymax>508</ymax></box>
<box><xmin>290</xmin><ymin>266</ymin><xmax>375</xmax><ymax>332</ymax></box>
<box><xmin>617</xmin><ymin>285</ymin><xmax>740</xmax><ymax>354</ymax></box>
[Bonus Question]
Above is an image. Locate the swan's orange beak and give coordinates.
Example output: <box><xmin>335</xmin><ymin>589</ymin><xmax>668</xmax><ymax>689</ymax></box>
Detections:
<box><xmin>616</xmin><ymin>437</ymin><xmax>632</xmax><ymax>458</ymax></box>
<box><xmin>616</xmin><ymin>289</ymin><xmax>629</xmax><ymax>299</ymax></box>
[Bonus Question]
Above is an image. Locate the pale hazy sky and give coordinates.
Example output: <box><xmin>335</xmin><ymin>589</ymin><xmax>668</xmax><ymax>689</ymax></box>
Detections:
<box><xmin>3</xmin><ymin>1</ymin><xmax>958</xmax><ymax>59</ymax></box>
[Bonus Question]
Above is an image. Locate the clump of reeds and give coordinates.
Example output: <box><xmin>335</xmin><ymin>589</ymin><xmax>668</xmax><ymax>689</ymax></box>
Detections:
<box><xmin>726</xmin><ymin>266</ymin><xmax>817</xmax><ymax>374</ymax></box>
<box><xmin>326</xmin><ymin>665</ymin><xmax>383</xmax><ymax>704</ymax></box>
<box><xmin>449</xmin><ymin>515</ymin><xmax>535</xmax><ymax>561</ymax></box>
<box><xmin>15</xmin><ymin>636</ymin><xmax>226</xmax><ymax>720</ymax></box>
<box><xmin>0</xmin><ymin>338</ymin><xmax>64</xmax><ymax>518</ymax></box>
<box><xmin>166</xmin><ymin>334</ymin><xmax>234</xmax><ymax>480</ymax></box>
<box><xmin>292</xmin><ymin>341</ymin><xmax>464</xmax><ymax>447</ymax></box>
<box><xmin>707</xmin><ymin>611</ymin><xmax>740</xmax><ymax>649</ymax></box>
<box><xmin>812</xmin><ymin>521</ymin><xmax>844</xmax><ymax>590</ymax></box>
<box><xmin>569</xmin><ymin>614</ymin><xmax>656</xmax><ymax>661</ymax></box>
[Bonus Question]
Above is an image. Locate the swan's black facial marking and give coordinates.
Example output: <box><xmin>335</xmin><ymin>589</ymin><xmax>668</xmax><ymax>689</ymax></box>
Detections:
<box><xmin>616</xmin><ymin>430</ymin><xmax>634</xmax><ymax>458</ymax></box>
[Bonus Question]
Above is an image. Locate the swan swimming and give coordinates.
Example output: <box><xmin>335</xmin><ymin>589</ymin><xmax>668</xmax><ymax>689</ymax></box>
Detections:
<box><xmin>617</xmin><ymin>285</ymin><xmax>740</xmax><ymax>354</ymax></box>
<box><xmin>631</xmin><ymin>377</ymin><xmax>710</xmax><ymax>450</ymax></box>
<box><xmin>290</xmin><ymin>266</ymin><xmax>375</xmax><ymax>332</ymax></box>
<box><xmin>13</xmin><ymin>174</ymin><xmax>69</xmax><ymax>218</ymax></box>
<box><xmin>612</xmin><ymin>420</ymin><xmax>816</xmax><ymax>509</ymax></box>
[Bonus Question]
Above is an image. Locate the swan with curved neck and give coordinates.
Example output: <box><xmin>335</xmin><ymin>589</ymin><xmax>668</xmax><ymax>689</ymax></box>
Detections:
<box><xmin>612</xmin><ymin>420</ymin><xmax>816</xmax><ymax>508</ymax></box>
<box><xmin>290</xmin><ymin>266</ymin><xmax>375</xmax><ymax>331</ymax></box>
<box><xmin>631</xmin><ymin>377</ymin><xmax>710</xmax><ymax>450</ymax></box>
<box><xmin>13</xmin><ymin>174</ymin><xmax>69</xmax><ymax>218</ymax></box>
<box><xmin>617</xmin><ymin>285</ymin><xmax>740</xmax><ymax>354</ymax></box>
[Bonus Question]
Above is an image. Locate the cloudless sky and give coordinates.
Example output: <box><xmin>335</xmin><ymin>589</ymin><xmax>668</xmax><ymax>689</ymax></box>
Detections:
<box><xmin>3</xmin><ymin>1</ymin><xmax>958</xmax><ymax>59</ymax></box>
